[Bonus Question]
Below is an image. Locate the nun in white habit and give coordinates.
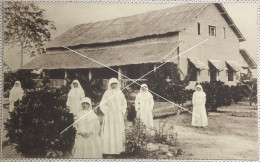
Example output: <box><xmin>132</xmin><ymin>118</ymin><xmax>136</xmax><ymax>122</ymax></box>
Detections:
<box><xmin>135</xmin><ymin>84</ymin><xmax>154</xmax><ymax>129</ymax></box>
<box><xmin>192</xmin><ymin>85</ymin><xmax>208</xmax><ymax>127</ymax></box>
<box><xmin>100</xmin><ymin>78</ymin><xmax>127</xmax><ymax>155</ymax></box>
<box><xmin>66</xmin><ymin>80</ymin><xmax>85</xmax><ymax>116</ymax></box>
<box><xmin>9</xmin><ymin>81</ymin><xmax>24</xmax><ymax>112</ymax></box>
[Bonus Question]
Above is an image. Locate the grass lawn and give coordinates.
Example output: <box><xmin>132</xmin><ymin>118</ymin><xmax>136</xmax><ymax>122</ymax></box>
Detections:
<box><xmin>1</xmin><ymin>100</ymin><xmax>258</xmax><ymax>160</ymax></box>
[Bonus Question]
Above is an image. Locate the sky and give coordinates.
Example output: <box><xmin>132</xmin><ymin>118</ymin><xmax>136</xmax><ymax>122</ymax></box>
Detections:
<box><xmin>4</xmin><ymin>2</ymin><xmax>258</xmax><ymax>71</ymax></box>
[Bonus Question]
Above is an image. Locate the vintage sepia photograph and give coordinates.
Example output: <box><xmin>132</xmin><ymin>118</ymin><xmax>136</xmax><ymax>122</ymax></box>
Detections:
<box><xmin>2</xmin><ymin>1</ymin><xmax>259</xmax><ymax>160</ymax></box>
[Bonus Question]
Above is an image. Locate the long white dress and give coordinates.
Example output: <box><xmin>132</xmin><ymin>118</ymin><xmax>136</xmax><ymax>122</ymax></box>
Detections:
<box><xmin>192</xmin><ymin>85</ymin><xmax>208</xmax><ymax>127</ymax></box>
<box><xmin>100</xmin><ymin>78</ymin><xmax>127</xmax><ymax>155</ymax></box>
<box><xmin>9</xmin><ymin>81</ymin><xmax>24</xmax><ymax>112</ymax></box>
<box><xmin>135</xmin><ymin>84</ymin><xmax>154</xmax><ymax>129</ymax></box>
<box><xmin>72</xmin><ymin>98</ymin><xmax>102</xmax><ymax>158</ymax></box>
<box><xmin>66</xmin><ymin>80</ymin><xmax>85</xmax><ymax>116</ymax></box>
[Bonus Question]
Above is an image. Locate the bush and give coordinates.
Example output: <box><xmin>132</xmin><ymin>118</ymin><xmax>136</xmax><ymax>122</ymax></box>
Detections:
<box><xmin>124</xmin><ymin>119</ymin><xmax>150</xmax><ymax>155</ymax></box>
<box><xmin>146</xmin><ymin>63</ymin><xmax>190</xmax><ymax>103</ymax></box>
<box><xmin>166</xmin><ymin>84</ymin><xmax>190</xmax><ymax>105</ymax></box>
<box><xmin>4</xmin><ymin>86</ymin><xmax>76</xmax><ymax>158</ymax></box>
<box><xmin>231</xmin><ymin>84</ymin><xmax>245</xmax><ymax>103</ymax></box>
<box><xmin>240</xmin><ymin>79</ymin><xmax>257</xmax><ymax>105</ymax></box>
<box><xmin>200</xmin><ymin>81</ymin><xmax>232</xmax><ymax>112</ymax></box>
<box><xmin>146</xmin><ymin>63</ymin><xmax>179</xmax><ymax>101</ymax></box>
<box><xmin>153</xmin><ymin>119</ymin><xmax>178</xmax><ymax>146</ymax></box>
<box><xmin>4</xmin><ymin>70</ymin><xmax>37</xmax><ymax>92</ymax></box>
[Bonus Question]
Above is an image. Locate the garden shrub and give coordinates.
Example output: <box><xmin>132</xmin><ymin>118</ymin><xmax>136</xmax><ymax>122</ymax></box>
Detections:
<box><xmin>4</xmin><ymin>70</ymin><xmax>37</xmax><ymax>92</ymax></box>
<box><xmin>230</xmin><ymin>84</ymin><xmax>245</xmax><ymax>103</ymax></box>
<box><xmin>240</xmin><ymin>79</ymin><xmax>257</xmax><ymax>105</ymax></box>
<box><xmin>200</xmin><ymin>81</ymin><xmax>232</xmax><ymax>112</ymax></box>
<box><xmin>124</xmin><ymin>119</ymin><xmax>150</xmax><ymax>155</ymax></box>
<box><xmin>146</xmin><ymin>63</ymin><xmax>180</xmax><ymax>101</ymax></box>
<box><xmin>4</xmin><ymin>86</ymin><xmax>76</xmax><ymax>158</ymax></box>
<box><xmin>146</xmin><ymin>63</ymin><xmax>190</xmax><ymax>104</ymax></box>
<box><xmin>153</xmin><ymin>119</ymin><xmax>178</xmax><ymax>146</ymax></box>
<box><xmin>166</xmin><ymin>84</ymin><xmax>190</xmax><ymax>105</ymax></box>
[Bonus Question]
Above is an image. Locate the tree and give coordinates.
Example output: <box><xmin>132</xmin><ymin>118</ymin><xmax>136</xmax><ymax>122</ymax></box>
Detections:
<box><xmin>4</xmin><ymin>2</ymin><xmax>56</xmax><ymax>67</ymax></box>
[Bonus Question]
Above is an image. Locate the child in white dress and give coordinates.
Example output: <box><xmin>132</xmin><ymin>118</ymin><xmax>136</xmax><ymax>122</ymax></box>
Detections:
<box><xmin>72</xmin><ymin>97</ymin><xmax>102</xmax><ymax>158</ymax></box>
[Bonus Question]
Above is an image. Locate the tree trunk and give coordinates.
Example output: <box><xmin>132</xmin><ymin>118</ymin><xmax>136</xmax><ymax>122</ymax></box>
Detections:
<box><xmin>20</xmin><ymin>45</ymin><xmax>24</xmax><ymax>67</ymax></box>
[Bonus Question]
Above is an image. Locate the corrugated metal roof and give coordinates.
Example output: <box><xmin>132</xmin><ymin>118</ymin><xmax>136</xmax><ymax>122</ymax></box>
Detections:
<box><xmin>208</xmin><ymin>60</ymin><xmax>227</xmax><ymax>70</ymax></box>
<box><xmin>188</xmin><ymin>57</ymin><xmax>209</xmax><ymax>69</ymax></box>
<box><xmin>239</xmin><ymin>49</ymin><xmax>257</xmax><ymax>69</ymax></box>
<box><xmin>21</xmin><ymin>41</ymin><xmax>181</xmax><ymax>70</ymax></box>
<box><xmin>226</xmin><ymin>61</ymin><xmax>242</xmax><ymax>71</ymax></box>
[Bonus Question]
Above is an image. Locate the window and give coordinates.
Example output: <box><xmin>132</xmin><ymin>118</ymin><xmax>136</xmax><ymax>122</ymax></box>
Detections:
<box><xmin>227</xmin><ymin>70</ymin><xmax>234</xmax><ymax>81</ymax></box>
<box><xmin>209</xmin><ymin>25</ymin><xmax>216</xmax><ymax>36</ymax></box>
<box><xmin>223</xmin><ymin>27</ymin><xmax>226</xmax><ymax>39</ymax></box>
<box><xmin>209</xmin><ymin>63</ymin><xmax>217</xmax><ymax>82</ymax></box>
<box><xmin>188</xmin><ymin>62</ymin><xmax>198</xmax><ymax>81</ymax></box>
<box><xmin>210</xmin><ymin>69</ymin><xmax>217</xmax><ymax>82</ymax></box>
<box><xmin>198</xmin><ymin>23</ymin><xmax>201</xmax><ymax>35</ymax></box>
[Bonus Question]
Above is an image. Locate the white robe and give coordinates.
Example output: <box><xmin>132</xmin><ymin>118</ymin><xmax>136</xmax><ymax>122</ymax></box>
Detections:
<box><xmin>100</xmin><ymin>78</ymin><xmax>127</xmax><ymax>154</ymax></box>
<box><xmin>135</xmin><ymin>90</ymin><xmax>154</xmax><ymax>128</ymax></box>
<box><xmin>9</xmin><ymin>81</ymin><xmax>24</xmax><ymax>112</ymax></box>
<box><xmin>72</xmin><ymin>109</ymin><xmax>102</xmax><ymax>158</ymax></box>
<box><xmin>192</xmin><ymin>86</ymin><xmax>208</xmax><ymax>127</ymax></box>
<box><xmin>66</xmin><ymin>80</ymin><xmax>85</xmax><ymax>116</ymax></box>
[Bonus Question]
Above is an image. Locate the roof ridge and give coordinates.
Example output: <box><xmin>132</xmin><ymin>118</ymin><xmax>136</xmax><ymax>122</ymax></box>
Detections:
<box><xmin>46</xmin><ymin>41</ymin><xmax>179</xmax><ymax>55</ymax></box>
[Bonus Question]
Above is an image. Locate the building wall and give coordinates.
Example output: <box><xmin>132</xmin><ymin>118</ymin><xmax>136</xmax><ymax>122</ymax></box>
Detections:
<box><xmin>178</xmin><ymin>4</ymin><xmax>244</xmax><ymax>88</ymax></box>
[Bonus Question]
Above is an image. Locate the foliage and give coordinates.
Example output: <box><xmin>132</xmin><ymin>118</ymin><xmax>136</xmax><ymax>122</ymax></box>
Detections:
<box><xmin>230</xmin><ymin>84</ymin><xmax>245</xmax><ymax>103</ymax></box>
<box><xmin>166</xmin><ymin>84</ymin><xmax>190</xmax><ymax>105</ymax></box>
<box><xmin>153</xmin><ymin>119</ymin><xmax>178</xmax><ymax>146</ymax></box>
<box><xmin>126</xmin><ymin>103</ymin><xmax>136</xmax><ymax>122</ymax></box>
<box><xmin>66</xmin><ymin>71</ymin><xmax>104</xmax><ymax>104</ymax></box>
<box><xmin>146</xmin><ymin>63</ymin><xmax>190</xmax><ymax>103</ymax></box>
<box><xmin>124</xmin><ymin>119</ymin><xmax>150</xmax><ymax>155</ymax></box>
<box><xmin>146</xmin><ymin>63</ymin><xmax>178</xmax><ymax>100</ymax></box>
<box><xmin>199</xmin><ymin>81</ymin><xmax>232</xmax><ymax>112</ymax></box>
<box><xmin>4</xmin><ymin>2</ymin><xmax>56</xmax><ymax>66</ymax></box>
<box><xmin>4</xmin><ymin>86</ymin><xmax>76</xmax><ymax>158</ymax></box>
<box><xmin>4</xmin><ymin>70</ymin><xmax>37</xmax><ymax>92</ymax></box>
<box><xmin>241</xmin><ymin>73</ymin><xmax>257</xmax><ymax>105</ymax></box>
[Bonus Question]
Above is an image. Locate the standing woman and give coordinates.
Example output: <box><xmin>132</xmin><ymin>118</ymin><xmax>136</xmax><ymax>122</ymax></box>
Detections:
<box><xmin>72</xmin><ymin>97</ymin><xmax>102</xmax><ymax>159</ymax></box>
<box><xmin>66</xmin><ymin>80</ymin><xmax>85</xmax><ymax>116</ymax></box>
<box><xmin>135</xmin><ymin>84</ymin><xmax>154</xmax><ymax>129</ymax></box>
<box><xmin>100</xmin><ymin>78</ymin><xmax>127</xmax><ymax>155</ymax></box>
<box><xmin>192</xmin><ymin>85</ymin><xmax>208</xmax><ymax>127</ymax></box>
<box><xmin>9</xmin><ymin>81</ymin><xmax>24</xmax><ymax>112</ymax></box>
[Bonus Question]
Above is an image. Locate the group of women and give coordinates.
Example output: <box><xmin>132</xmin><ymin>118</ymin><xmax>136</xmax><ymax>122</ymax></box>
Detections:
<box><xmin>67</xmin><ymin>78</ymin><xmax>155</xmax><ymax>158</ymax></box>
<box><xmin>8</xmin><ymin>78</ymin><xmax>208</xmax><ymax>159</ymax></box>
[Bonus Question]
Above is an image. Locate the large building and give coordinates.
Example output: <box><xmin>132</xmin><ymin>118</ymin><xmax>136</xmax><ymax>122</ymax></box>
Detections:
<box><xmin>21</xmin><ymin>3</ymin><xmax>257</xmax><ymax>89</ymax></box>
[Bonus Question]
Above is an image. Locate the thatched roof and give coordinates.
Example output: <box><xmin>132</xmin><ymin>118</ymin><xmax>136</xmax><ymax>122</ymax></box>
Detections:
<box><xmin>239</xmin><ymin>49</ymin><xmax>257</xmax><ymax>69</ymax></box>
<box><xmin>21</xmin><ymin>41</ymin><xmax>181</xmax><ymax>70</ymax></box>
<box><xmin>46</xmin><ymin>3</ymin><xmax>245</xmax><ymax>49</ymax></box>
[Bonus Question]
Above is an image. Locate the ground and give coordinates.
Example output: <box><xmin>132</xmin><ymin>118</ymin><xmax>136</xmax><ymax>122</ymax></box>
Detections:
<box><xmin>1</xmin><ymin>101</ymin><xmax>258</xmax><ymax>160</ymax></box>
<box><xmin>161</xmin><ymin>103</ymin><xmax>258</xmax><ymax>160</ymax></box>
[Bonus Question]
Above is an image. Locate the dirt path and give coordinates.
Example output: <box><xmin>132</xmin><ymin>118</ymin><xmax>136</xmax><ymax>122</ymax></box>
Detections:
<box><xmin>154</xmin><ymin>104</ymin><xmax>258</xmax><ymax>160</ymax></box>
